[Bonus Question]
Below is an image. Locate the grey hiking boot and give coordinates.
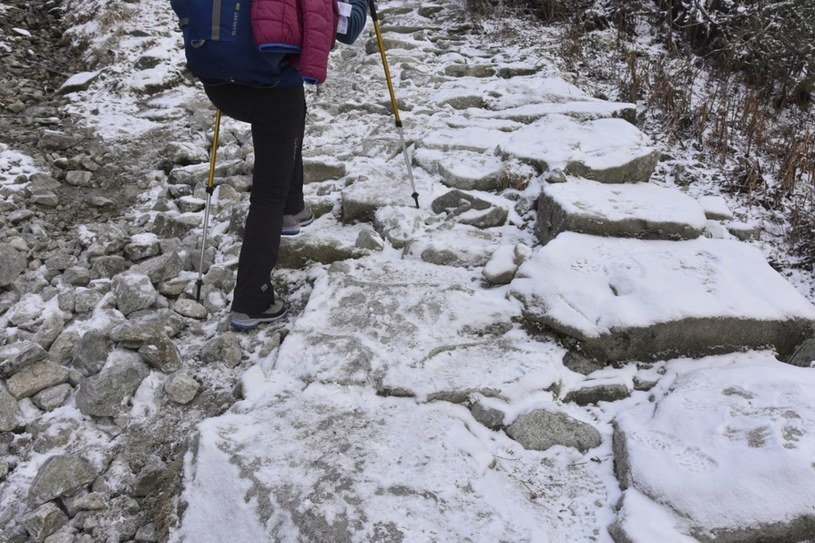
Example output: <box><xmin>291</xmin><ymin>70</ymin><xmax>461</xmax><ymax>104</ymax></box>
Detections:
<box><xmin>230</xmin><ymin>299</ymin><xmax>287</xmax><ymax>330</ymax></box>
<box><xmin>281</xmin><ymin>205</ymin><xmax>315</xmax><ymax>236</ymax></box>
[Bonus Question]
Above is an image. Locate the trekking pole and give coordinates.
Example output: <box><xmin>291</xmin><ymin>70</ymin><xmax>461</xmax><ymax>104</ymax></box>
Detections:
<box><xmin>368</xmin><ymin>0</ymin><xmax>419</xmax><ymax>208</ymax></box>
<box><xmin>195</xmin><ymin>108</ymin><xmax>222</xmax><ymax>303</ymax></box>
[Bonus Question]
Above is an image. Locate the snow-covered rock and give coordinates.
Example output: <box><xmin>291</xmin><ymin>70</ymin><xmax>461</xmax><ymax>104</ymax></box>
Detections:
<box><xmin>612</xmin><ymin>356</ymin><xmax>815</xmax><ymax>542</ymax></box>
<box><xmin>537</xmin><ymin>177</ymin><xmax>708</xmax><ymax>243</ymax></box>
<box><xmin>511</xmin><ymin>233</ymin><xmax>815</xmax><ymax>362</ymax></box>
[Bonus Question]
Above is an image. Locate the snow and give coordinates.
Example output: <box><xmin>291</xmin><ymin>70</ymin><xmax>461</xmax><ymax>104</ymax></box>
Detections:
<box><xmin>172</xmin><ymin>382</ymin><xmax>610</xmax><ymax>543</ymax></box>
<box><xmin>542</xmin><ymin>177</ymin><xmax>708</xmax><ymax>228</ymax></box>
<box><xmin>174</xmin><ymin>426</ymin><xmax>272</xmax><ymax>543</ymax></box>
<box><xmin>479</xmin><ymin>75</ymin><xmax>601</xmax><ymax>108</ymax></box>
<box><xmin>473</xmin><ymin>100</ymin><xmax>636</xmax><ymax>122</ymax></box>
<box><xmin>481</xmin><ymin>243</ymin><xmax>518</xmax><ymax>278</ymax></box>
<box><xmin>513</xmin><ymin>232</ymin><xmax>815</xmax><ymax>335</ymax></box>
<box><xmin>5</xmin><ymin>0</ymin><xmax>815</xmax><ymax>541</ymax></box>
<box><xmin>615</xmin><ymin>354</ymin><xmax>815</xmax><ymax>535</ymax></box>
<box><xmin>500</xmin><ymin>114</ymin><xmax>657</xmax><ymax>172</ymax></box>
<box><xmin>697</xmin><ymin>194</ymin><xmax>735</xmax><ymax>219</ymax></box>
<box><xmin>128</xmin><ymin>232</ymin><xmax>159</xmax><ymax>245</ymax></box>
<box><xmin>57</xmin><ymin>70</ymin><xmax>101</xmax><ymax>92</ymax></box>
<box><xmin>612</xmin><ymin>488</ymin><xmax>699</xmax><ymax>543</ymax></box>
<box><xmin>0</xmin><ymin>143</ymin><xmax>40</xmax><ymax>185</ymax></box>
<box><xmin>420</xmin><ymin>126</ymin><xmax>510</xmax><ymax>153</ymax></box>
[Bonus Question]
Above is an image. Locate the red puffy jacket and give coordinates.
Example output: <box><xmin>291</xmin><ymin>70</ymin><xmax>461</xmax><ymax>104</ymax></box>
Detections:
<box><xmin>251</xmin><ymin>0</ymin><xmax>339</xmax><ymax>84</ymax></box>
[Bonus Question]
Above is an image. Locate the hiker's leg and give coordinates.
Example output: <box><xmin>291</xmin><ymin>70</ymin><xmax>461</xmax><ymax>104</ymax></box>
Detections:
<box><xmin>203</xmin><ymin>83</ymin><xmax>253</xmax><ymax>123</ymax></box>
<box><xmin>283</xmin><ymin>97</ymin><xmax>307</xmax><ymax>215</ymax></box>
<box><xmin>205</xmin><ymin>83</ymin><xmax>306</xmax><ymax>313</ymax></box>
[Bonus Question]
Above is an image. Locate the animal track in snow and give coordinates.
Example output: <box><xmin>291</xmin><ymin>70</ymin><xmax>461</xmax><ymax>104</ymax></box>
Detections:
<box><xmin>628</xmin><ymin>430</ymin><xmax>718</xmax><ymax>473</ymax></box>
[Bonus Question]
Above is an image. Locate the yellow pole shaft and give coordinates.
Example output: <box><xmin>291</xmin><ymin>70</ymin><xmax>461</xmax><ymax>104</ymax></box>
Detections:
<box><xmin>207</xmin><ymin>109</ymin><xmax>222</xmax><ymax>189</ymax></box>
<box><xmin>368</xmin><ymin>0</ymin><xmax>418</xmax><ymax>207</ymax></box>
<box><xmin>196</xmin><ymin>109</ymin><xmax>222</xmax><ymax>302</ymax></box>
<box><xmin>372</xmin><ymin>19</ymin><xmax>402</xmax><ymax>126</ymax></box>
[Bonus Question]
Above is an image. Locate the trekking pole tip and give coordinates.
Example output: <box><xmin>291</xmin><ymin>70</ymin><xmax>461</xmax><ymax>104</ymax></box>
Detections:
<box><xmin>412</xmin><ymin>193</ymin><xmax>419</xmax><ymax>208</ymax></box>
<box><xmin>195</xmin><ymin>280</ymin><xmax>203</xmax><ymax>304</ymax></box>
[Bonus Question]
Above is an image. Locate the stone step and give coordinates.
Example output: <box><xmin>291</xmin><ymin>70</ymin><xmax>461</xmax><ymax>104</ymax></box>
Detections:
<box><xmin>442</xmin><ymin>74</ymin><xmax>636</xmax><ymax>123</ymax></box>
<box><xmin>411</xmin><ymin>76</ymin><xmax>653</xmax><ymax>190</ymax></box>
<box><xmin>413</xmin><ymin>148</ymin><xmax>506</xmax><ymax>191</ymax></box>
<box><xmin>470</xmin><ymin>100</ymin><xmax>637</xmax><ymax>124</ymax></box>
<box><xmin>341</xmin><ymin>173</ymin><xmax>425</xmax><ymax>223</ymax></box>
<box><xmin>272</xmin><ymin>259</ymin><xmax>523</xmax><ymax>391</ymax></box>
<box><xmin>510</xmin><ymin>233</ymin><xmax>815</xmax><ymax>363</ymax></box>
<box><xmin>499</xmin><ymin>114</ymin><xmax>660</xmax><ymax>182</ymax></box>
<box><xmin>174</xmin><ymin>258</ymin><xmax>613</xmax><ymax>540</ymax></box>
<box><xmin>612</xmin><ymin>356</ymin><xmax>815</xmax><ymax>542</ymax></box>
<box><xmin>537</xmin><ymin>177</ymin><xmax>708</xmax><ymax>244</ymax></box>
<box><xmin>176</xmin><ymin>381</ymin><xmax>608</xmax><ymax>542</ymax></box>
<box><xmin>277</xmin><ymin>215</ymin><xmax>382</xmax><ymax>269</ymax></box>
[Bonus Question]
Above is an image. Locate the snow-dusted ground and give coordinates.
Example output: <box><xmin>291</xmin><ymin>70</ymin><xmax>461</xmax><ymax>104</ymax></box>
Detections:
<box><xmin>2</xmin><ymin>0</ymin><xmax>815</xmax><ymax>542</ymax></box>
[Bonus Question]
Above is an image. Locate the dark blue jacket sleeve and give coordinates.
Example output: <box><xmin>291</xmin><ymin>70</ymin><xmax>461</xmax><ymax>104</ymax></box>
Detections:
<box><xmin>337</xmin><ymin>0</ymin><xmax>368</xmax><ymax>45</ymax></box>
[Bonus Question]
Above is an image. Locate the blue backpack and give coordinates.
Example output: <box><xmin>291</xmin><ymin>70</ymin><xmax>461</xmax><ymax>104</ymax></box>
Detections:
<box><xmin>170</xmin><ymin>0</ymin><xmax>289</xmax><ymax>86</ymax></box>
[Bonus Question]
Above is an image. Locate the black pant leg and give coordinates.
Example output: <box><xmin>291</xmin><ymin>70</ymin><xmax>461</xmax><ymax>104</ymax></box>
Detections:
<box><xmin>284</xmin><ymin>99</ymin><xmax>306</xmax><ymax>216</ymax></box>
<box><xmin>204</xmin><ymin>83</ymin><xmax>306</xmax><ymax>313</ymax></box>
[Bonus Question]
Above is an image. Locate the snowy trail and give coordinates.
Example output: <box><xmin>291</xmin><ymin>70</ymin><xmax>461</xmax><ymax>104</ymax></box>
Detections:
<box><xmin>2</xmin><ymin>0</ymin><xmax>815</xmax><ymax>542</ymax></box>
<box><xmin>163</xmin><ymin>2</ymin><xmax>815</xmax><ymax>542</ymax></box>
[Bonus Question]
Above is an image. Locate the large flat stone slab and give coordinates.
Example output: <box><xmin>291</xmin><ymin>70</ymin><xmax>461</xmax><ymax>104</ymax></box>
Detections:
<box><xmin>418</xmin><ymin>126</ymin><xmax>510</xmax><ymax>154</ymax></box>
<box><xmin>463</xmin><ymin>74</ymin><xmax>635</xmax><ymax>123</ymax></box>
<box><xmin>402</xmin><ymin>225</ymin><xmax>500</xmax><ymax>268</ymax></box>
<box><xmin>470</xmin><ymin>101</ymin><xmax>637</xmax><ymax>124</ymax></box>
<box><xmin>272</xmin><ymin>259</ymin><xmax>523</xmax><ymax>389</ymax></box>
<box><xmin>172</xmin><ymin>258</ymin><xmax>613</xmax><ymax>541</ymax></box>
<box><xmin>269</xmin><ymin>259</ymin><xmax>576</xmax><ymax>404</ymax></box>
<box><xmin>510</xmin><ymin>233</ymin><xmax>815</xmax><ymax>362</ymax></box>
<box><xmin>612</xmin><ymin>355</ymin><xmax>815</xmax><ymax>542</ymax></box>
<box><xmin>379</xmin><ymin>336</ymin><xmax>564</xmax><ymax>402</ymax></box>
<box><xmin>537</xmin><ymin>178</ymin><xmax>708</xmax><ymax>244</ymax></box>
<box><xmin>499</xmin><ymin>115</ymin><xmax>659</xmax><ymax>182</ymax></box>
<box><xmin>341</xmin><ymin>174</ymin><xmax>429</xmax><ymax>223</ymax></box>
<box><xmin>172</xmin><ymin>383</ymin><xmax>610</xmax><ymax>543</ymax></box>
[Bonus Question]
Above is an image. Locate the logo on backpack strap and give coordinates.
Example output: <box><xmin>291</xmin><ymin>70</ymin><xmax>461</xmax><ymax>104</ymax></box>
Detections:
<box><xmin>231</xmin><ymin>3</ymin><xmax>240</xmax><ymax>39</ymax></box>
